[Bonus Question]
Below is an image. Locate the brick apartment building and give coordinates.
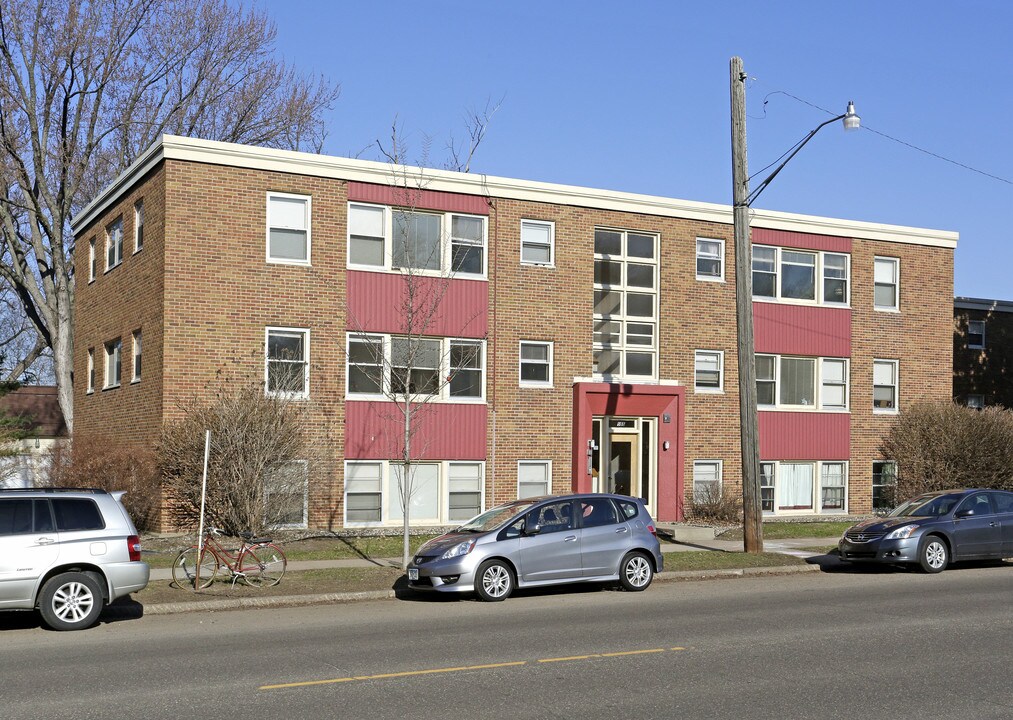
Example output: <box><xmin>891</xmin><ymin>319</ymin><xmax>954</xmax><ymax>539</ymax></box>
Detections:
<box><xmin>954</xmin><ymin>297</ymin><xmax>1013</xmax><ymax>409</ymax></box>
<box><xmin>70</xmin><ymin>135</ymin><xmax>957</xmax><ymax>529</ymax></box>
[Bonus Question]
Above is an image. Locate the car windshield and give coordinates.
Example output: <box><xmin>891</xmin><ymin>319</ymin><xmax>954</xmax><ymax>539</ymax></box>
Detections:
<box><xmin>456</xmin><ymin>500</ymin><xmax>541</xmax><ymax>533</ymax></box>
<box><xmin>889</xmin><ymin>493</ymin><xmax>962</xmax><ymax>518</ymax></box>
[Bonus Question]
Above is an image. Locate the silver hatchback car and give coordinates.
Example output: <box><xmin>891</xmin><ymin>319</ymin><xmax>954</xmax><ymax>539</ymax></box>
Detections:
<box><xmin>407</xmin><ymin>493</ymin><xmax>663</xmax><ymax>601</ymax></box>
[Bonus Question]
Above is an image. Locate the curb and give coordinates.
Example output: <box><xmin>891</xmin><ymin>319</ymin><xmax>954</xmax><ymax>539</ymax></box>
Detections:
<box><xmin>110</xmin><ymin>564</ymin><xmax>820</xmax><ymax>618</ymax></box>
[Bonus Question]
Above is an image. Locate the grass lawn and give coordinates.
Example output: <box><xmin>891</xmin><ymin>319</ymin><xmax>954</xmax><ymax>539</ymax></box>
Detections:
<box><xmin>718</xmin><ymin>522</ymin><xmax>852</xmax><ymax>541</ymax></box>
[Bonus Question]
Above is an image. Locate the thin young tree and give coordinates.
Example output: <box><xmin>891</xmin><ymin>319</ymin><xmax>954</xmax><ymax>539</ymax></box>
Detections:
<box><xmin>348</xmin><ymin>121</ymin><xmax>489</xmax><ymax>569</ymax></box>
<box><xmin>0</xmin><ymin>0</ymin><xmax>339</xmax><ymax>430</ymax></box>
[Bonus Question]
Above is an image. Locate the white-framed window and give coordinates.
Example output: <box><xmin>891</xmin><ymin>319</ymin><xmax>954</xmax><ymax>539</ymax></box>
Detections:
<box><xmin>872</xmin><ymin>460</ymin><xmax>897</xmax><ymax>511</ymax></box>
<box><xmin>265</xmin><ymin>327</ymin><xmax>309</xmax><ymax>398</ymax></box>
<box><xmin>518</xmin><ymin>460</ymin><xmax>551</xmax><ymax>498</ymax></box>
<box><xmin>756</xmin><ymin>354</ymin><xmax>850</xmax><ymax>411</ymax></box>
<box><xmin>752</xmin><ymin>245</ymin><xmax>850</xmax><ymax>305</ymax></box>
<box><xmin>134</xmin><ymin>200</ymin><xmax>144</xmax><ymax>253</ymax></box>
<box><xmin>696</xmin><ymin>238</ymin><xmax>724</xmax><ymax>281</ymax></box>
<box><xmin>106</xmin><ymin>217</ymin><xmax>123</xmax><ymax>270</ymax></box>
<box><xmin>967</xmin><ymin>394</ymin><xmax>985</xmax><ymax>409</ymax></box>
<box><xmin>347</xmin><ymin>202</ymin><xmax>487</xmax><ymax>277</ymax></box>
<box><xmin>264</xmin><ymin>460</ymin><xmax>308</xmax><ymax>528</ymax></box>
<box><xmin>88</xmin><ymin>238</ymin><xmax>96</xmax><ymax>282</ymax></box>
<box><xmin>521</xmin><ymin>219</ymin><xmax>554</xmax><ymax>266</ymax></box>
<box><xmin>131</xmin><ymin>330</ymin><xmax>142</xmax><ymax>383</ymax></box>
<box><xmin>346</xmin><ymin>333</ymin><xmax>486</xmax><ymax>402</ymax></box>
<box><xmin>344</xmin><ymin>460</ymin><xmax>485</xmax><ymax>527</ymax></box>
<box><xmin>86</xmin><ymin>348</ymin><xmax>95</xmax><ymax>393</ymax></box>
<box><xmin>104</xmin><ymin>338</ymin><xmax>121</xmax><ymax>389</ymax></box>
<box><xmin>967</xmin><ymin>320</ymin><xmax>985</xmax><ymax>349</ymax></box>
<box><xmin>267</xmin><ymin>192</ymin><xmax>311</xmax><ymax>265</ymax></box>
<box><xmin>873</xmin><ymin>257</ymin><xmax>899</xmax><ymax>311</ymax></box>
<box><xmin>873</xmin><ymin>359</ymin><xmax>898</xmax><ymax>413</ymax></box>
<box><xmin>593</xmin><ymin>227</ymin><xmax>658</xmax><ymax>380</ymax></box>
<box><xmin>692</xmin><ymin>461</ymin><xmax>722</xmax><ymax>503</ymax></box>
<box><xmin>519</xmin><ymin>341</ymin><xmax>553</xmax><ymax>387</ymax></box>
<box><xmin>694</xmin><ymin>350</ymin><xmax>724</xmax><ymax>392</ymax></box>
<box><xmin>761</xmin><ymin>461</ymin><xmax>850</xmax><ymax>515</ymax></box>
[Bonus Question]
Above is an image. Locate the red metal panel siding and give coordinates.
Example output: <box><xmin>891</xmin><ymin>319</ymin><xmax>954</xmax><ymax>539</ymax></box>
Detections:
<box><xmin>759</xmin><ymin>412</ymin><xmax>850</xmax><ymax>460</ymax></box>
<box><xmin>752</xmin><ymin>227</ymin><xmax>852</xmax><ymax>253</ymax></box>
<box><xmin>348</xmin><ymin>182</ymin><xmax>489</xmax><ymax>215</ymax></box>
<box><xmin>754</xmin><ymin>303</ymin><xmax>851</xmax><ymax>357</ymax></box>
<box><xmin>347</xmin><ymin>271</ymin><xmax>488</xmax><ymax>338</ymax></box>
<box><xmin>345</xmin><ymin>402</ymin><xmax>487</xmax><ymax>460</ymax></box>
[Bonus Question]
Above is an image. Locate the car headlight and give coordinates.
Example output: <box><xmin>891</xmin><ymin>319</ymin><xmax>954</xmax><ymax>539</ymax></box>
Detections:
<box><xmin>885</xmin><ymin>525</ymin><xmax>918</xmax><ymax>540</ymax></box>
<box><xmin>440</xmin><ymin>539</ymin><xmax>477</xmax><ymax>560</ymax></box>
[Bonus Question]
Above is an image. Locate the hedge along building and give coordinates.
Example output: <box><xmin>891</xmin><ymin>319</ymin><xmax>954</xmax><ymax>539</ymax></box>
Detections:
<box><xmin>71</xmin><ymin>135</ymin><xmax>957</xmax><ymax>530</ymax></box>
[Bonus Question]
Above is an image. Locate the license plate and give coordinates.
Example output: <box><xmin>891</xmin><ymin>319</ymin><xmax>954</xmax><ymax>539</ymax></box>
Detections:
<box><xmin>408</xmin><ymin>568</ymin><xmax>419</xmax><ymax>581</ymax></box>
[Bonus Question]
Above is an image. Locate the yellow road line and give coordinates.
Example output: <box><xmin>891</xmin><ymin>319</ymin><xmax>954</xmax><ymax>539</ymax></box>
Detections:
<box><xmin>260</xmin><ymin>647</ymin><xmax>688</xmax><ymax>691</ymax></box>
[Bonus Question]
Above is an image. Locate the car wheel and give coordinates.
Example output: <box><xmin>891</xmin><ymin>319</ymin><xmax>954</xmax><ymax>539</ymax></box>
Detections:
<box><xmin>619</xmin><ymin>552</ymin><xmax>654</xmax><ymax>591</ymax></box>
<box><xmin>475</xmin><ymin>560</ymin><xmax>514</xmax><ymax>602</ymax></box>
<box><xmin>38</xmin><ymin>572</ymin><xmax>105</xmax><ymax>631</ymax></box>
<box><xmin>919</xmin><ymin>536</ymin><xmax>948</xmax><ymax>574</ymax></box>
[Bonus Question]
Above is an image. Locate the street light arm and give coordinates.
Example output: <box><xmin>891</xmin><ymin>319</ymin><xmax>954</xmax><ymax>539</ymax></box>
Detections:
<box><xmin>742</xmin><ymin>113</ymin><xmax>846</xmax><ymax>208</ymax></box>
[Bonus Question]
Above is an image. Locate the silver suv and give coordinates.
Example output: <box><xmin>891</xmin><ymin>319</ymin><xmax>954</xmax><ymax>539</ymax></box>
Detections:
<box><xmin>0</xmin><ymin>488</ymin><xmax>149</xmax><ymax>630</ymax></box>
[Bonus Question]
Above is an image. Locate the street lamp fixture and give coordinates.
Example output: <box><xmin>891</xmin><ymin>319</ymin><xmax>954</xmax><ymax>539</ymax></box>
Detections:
<box><xmin>729</xmin><ymin>56</ymin><xmax>859</xmax><ymax>553</ymax></box>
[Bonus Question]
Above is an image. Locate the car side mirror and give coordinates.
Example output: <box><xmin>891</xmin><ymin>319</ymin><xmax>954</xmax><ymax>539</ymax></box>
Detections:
<box><xmin>954</xmin><ymin>508</ymin><xmax>974</xmax><ymax>519</ymax></box>
<box><xmin>524</xmin><ymin>523</ymin><xmax>542</xmax><ymax>536</ymax></box>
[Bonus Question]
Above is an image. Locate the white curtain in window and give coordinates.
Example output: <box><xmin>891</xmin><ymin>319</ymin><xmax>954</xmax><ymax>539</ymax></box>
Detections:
<box><xmin>389</xmin><ymin>464</ymin><xmax>439</xmax><ymax>522</ymax></box>
<box><xmin>777</xmin><ymin>463</ymin><xmax>813</xmax><ymax>510</ymax></box>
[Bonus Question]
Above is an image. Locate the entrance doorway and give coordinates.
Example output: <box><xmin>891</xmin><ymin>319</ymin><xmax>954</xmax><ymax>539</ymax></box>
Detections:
<box><xmin>591</xmin><ymin>416</ymin><xmax>656</xmax><ymax>517</ymax></box>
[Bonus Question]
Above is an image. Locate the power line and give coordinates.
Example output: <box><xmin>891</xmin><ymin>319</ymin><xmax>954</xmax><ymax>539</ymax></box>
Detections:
<box><xmin>752</xmin><ymin>88</ymin><xmax>1013</xmax><ymax>187</ymax></box>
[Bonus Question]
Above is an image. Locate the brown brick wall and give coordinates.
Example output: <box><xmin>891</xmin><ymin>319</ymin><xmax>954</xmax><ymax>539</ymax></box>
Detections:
<box><xmin>953</xmin><ymin>306</ymin><xmax>1013</xmax><ymax>408</ymax></box>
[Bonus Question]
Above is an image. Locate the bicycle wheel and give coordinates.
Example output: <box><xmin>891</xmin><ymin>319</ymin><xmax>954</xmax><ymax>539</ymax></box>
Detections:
<box><xmin>172</xmin><ymin>547</ymin><xmax>219</xmax><ymax>590</ymax></box>
<box><xmin>239</xmin><ymin>543</ymin><xmax>287</xmax><ymax>587</ymax></box>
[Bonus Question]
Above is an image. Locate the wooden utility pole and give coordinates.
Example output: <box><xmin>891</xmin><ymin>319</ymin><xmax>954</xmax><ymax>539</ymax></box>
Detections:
<box><xmin>730</xmin><ymin>56</ymin><xmax>763</xmax><ymax>553</ymax></box>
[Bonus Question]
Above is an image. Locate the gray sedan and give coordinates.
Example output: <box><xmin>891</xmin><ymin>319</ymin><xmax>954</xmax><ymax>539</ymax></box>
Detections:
<box><xmin>407</xmin><ymin>494</ymin><xmax>663</xmax><ymax>601</ymax></box>
<box><xmin>839</xmin><ymin>488</ymin><xmax>1013</xmax><ymax>572</ymax></box>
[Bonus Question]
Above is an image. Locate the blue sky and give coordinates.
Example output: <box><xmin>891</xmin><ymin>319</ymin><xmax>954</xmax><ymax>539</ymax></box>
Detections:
<box><xmin>262</xmin><ymin>0</ymin><xmax>1013</xmax><ymax>300</ymax></box>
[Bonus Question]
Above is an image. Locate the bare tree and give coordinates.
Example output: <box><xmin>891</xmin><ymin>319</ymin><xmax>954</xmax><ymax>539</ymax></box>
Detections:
<box><xmin>444</xmin><ymin>96</ymin><xmax>503</xmax><ymax>173</ymax></box>
<box><xmin>158</xmin><ymin>375</ymin><xmax>312</xmax><ymax>535</ymax></box>
<box><xmin>0</xmin><ymin>0</ymin><xmax>340</xmax><ymax>430</ymax></box>
<box><xmin>351</xmin><ymin>125</ymin><xmax>485</xmax><ymax>568</ymax></box>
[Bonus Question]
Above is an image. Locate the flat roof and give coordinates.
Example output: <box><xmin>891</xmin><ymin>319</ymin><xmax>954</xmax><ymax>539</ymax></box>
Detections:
<box><xmin>955</xmin><ymin>296</ymin><xmax>1013</xmax><ymax>313</ymax></box>
<box><xmin>73</xmin><ymin>134</ymin><xmax>959</xmax><ymax>249</ymax></box>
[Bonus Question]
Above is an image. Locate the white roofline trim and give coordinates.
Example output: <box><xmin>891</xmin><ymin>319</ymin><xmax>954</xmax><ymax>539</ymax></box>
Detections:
<box><xmin>955</xmin><ymin>297</ymin><xmax>1013</xmax><ymax>313</ymax></box>
<box><xmin>72</xmin><ymin>135</ymin><xmax>959</xmax><ymax>249</ymax></box>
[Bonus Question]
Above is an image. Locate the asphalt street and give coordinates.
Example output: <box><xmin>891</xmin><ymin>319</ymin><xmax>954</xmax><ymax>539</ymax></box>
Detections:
<box><xmin>3</xmin><ymin>563</ymin><xmax>1012</xmax><ymax>720</ymax></box>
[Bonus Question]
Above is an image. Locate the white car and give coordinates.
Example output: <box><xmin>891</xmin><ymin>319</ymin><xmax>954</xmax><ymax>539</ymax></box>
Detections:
<box><xmin>0</xmin><ymin>488</ymin><xmax>150</xmax><ymax>630</ymax></box>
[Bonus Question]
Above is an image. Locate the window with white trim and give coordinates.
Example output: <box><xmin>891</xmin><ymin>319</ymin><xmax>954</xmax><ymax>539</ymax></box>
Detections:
<box><xmin>873</xmin><ymin>359</ymin><xmax>898</xmax><ymax>412</ymax></box>
<box><xmin>134</xmin><ymin>200</ymin><xmax>144</xmax><ymax>253</ymax></box>
<box><xmin>264</xmin><ymin>460</ymin><xmax>308</xmax><ymax>528</ymax></box>
<box><xmin>692</xmin><ymin>461</ymin><xmax>722</xmax><ymax>503</ymax></box>
<box><xmin>267</xmin><ymin>193</ymin><xmax>311</xmax><ymax>264</ymax></box>
<box><xmin>694</xmin><ymin>350</ymin><xmax>723</xmax><ymax>392</ymax></box>
<box><xmin>593</xmin><ymin>227</ymin><xmax>658</xmax><ymax>380</ymax></box>
<box><xmin>967</xmin><ymin>320</ymin><xmax>985</xmax><ymax>349</ymax></box>
<box><xmin>106</xmin><ymin>217</ymin><xmax>123</xmax><ymax>270</ymax></box>
<box><xmin>756</xmin><ymin>354</ymin><xmax>849</xmax><ymax>410</ymax></box>
<box><xmin>967</xmin><ymin>394</ymin><xmax>985</xmax><ymax>409</ymax></box>
<box><xmin>265</xmin><ymin>327</ymin><xmax>309</xmax><ymax>397</ymax></box>
<box><xmin>347</xmin><ymin>202</ymin><xmax>487</xmax><ymax>277</ymax></box>
<box><xmin>346</xmin><ymin>333</ymin><xmax>485</xmax><ymax>401</ymax></box>
<box><xmin>752</xmin><ymin>245</ymin><xmax>850</xmax><ymax>305</ymax></box>
<box><xmin>762</xmin><ymin>461</ymin><xmax>850</xmax><ymax>515</ymax></box>
<box><xmin>872</xmin><ymin>461</ymin><xmax>897</xmax><ymax>511</ymax></box>
<box><xmin>88</xmin><ymin>238</ymin><xmax>96</xmax><ymax>282</ymax></box>
<box><xmin>131</xmin><ymin>330</ymin><xmax>142</xmax><ymax>382</ymax></box>
<box><xmin>521</xmin><ymin>219</ymin><xmax>554</xmax><ymax>265</ymax></box>
<box><xmin>344</xmin><ymin>461</ymin><xmax>485</xmax><ymax>526</ymax></box>
<box><xmin>87</xmin><ymin>348</ymin><xmax>95</xmax><ymax>393</ymax></box>
<box><xmin>104</xmin><ymin>338</ymin><xmax>121</xmax><ymax>389</ymax></box>
<box><xmin>518</xmin><ymin>461</ymin><xmax>550</xmax><ymax>498</ymax></box>
<box><xmin>874</xmin><ymin>257</ymin><xmax>899</xmax><ymax>310</ymax></box>
<box><xmin>696</xmin><ymin>238</ymin><xmax>724</xmax><ymax>281</ymax></box>
<box><xmin>519</xmin><ymin>341</ymin><xmax>553</xmax><ymax>387</ymax></box>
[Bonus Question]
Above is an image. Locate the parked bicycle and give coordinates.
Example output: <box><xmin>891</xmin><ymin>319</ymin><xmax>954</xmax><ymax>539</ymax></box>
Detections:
<box><xmin>172</xmin><ymin>527</ymin><xmax>287</xmax><ymax>590</ymax></box>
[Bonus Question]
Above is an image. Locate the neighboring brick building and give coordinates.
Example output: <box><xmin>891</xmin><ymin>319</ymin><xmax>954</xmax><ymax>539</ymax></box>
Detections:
<box><xmin>71</xmin><ymin>136</ymin><xmax>957</xmax><ymax>529</ymax></box>
<box><xmin>0</xmin><ymin>386</ymin><xmax>68</xmax><ymax>487</ymax></box>
<box><xmin>954</xmin><ymin>297</ymin><xmax>1013</xmax><ymax>409</ymax></box>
